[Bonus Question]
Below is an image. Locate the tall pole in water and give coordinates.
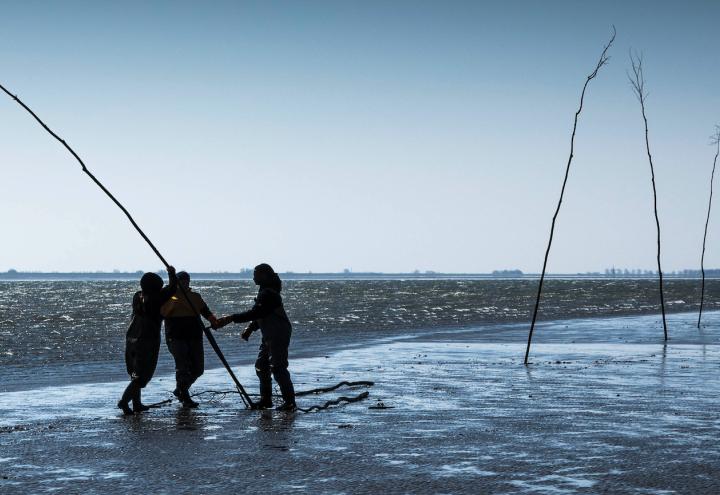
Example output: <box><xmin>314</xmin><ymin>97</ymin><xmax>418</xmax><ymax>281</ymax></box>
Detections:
<box><xmin>0</xmin><ymin>82</ymin><xmax>254</xmax><ymax>407</ymax></box>
<box><xmin>524</xmin><ymin>27</ymin><xmax>616</xmax><ymax>365</ymax></box>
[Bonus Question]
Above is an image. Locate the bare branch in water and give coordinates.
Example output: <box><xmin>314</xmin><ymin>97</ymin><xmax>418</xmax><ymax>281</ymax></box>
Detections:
<box><xmin>698</xmin><ymin>125</ymin><xmax>720</xmax><ymax>327</ymax></box>
<box><xmin>524</xmin><ymin>26</ymin><xmax>616</xmax><ymax>365</ymax></box>
<box><xmin>627</xmin><ymin>52</ymin><xmax>668</xmax><ymax>339</ymax></box>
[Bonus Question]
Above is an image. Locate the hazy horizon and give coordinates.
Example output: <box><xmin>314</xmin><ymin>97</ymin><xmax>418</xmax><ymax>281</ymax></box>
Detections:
<box><xmin>3</xmin><ymin>1</ymin><xmax>720</xmax><ymax>274</ymax></box>
<box><xmin>1</xmin><ymin>266</ymin><xmax>717</xmax><ymax>276</ymax></box>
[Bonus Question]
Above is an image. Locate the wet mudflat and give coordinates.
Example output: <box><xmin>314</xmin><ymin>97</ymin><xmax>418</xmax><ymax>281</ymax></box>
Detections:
<box><xmin>2</xmin><ymin>311</ymin><xmax>720</xmax><ymax>494</ymax></box>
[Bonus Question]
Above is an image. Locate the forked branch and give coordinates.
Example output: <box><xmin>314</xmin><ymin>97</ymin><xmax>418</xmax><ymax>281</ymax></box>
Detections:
<box><xmin>627</xmin><ymin>52</ymin><xmax>668</xmax><ymax>340</ymax></box>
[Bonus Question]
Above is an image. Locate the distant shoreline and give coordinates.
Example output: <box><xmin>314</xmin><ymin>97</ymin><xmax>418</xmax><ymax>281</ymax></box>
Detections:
<box><xmin>1</xmin><ymin>271</ymin><xmax>719</xmax><ymax>281</ymax></box>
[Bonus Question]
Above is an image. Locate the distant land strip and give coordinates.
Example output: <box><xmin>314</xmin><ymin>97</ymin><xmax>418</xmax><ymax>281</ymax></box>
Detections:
<box><xmin>1</xmin><ymin>269</ymin><xmax>719</xmax><ymax>281</ymax></box>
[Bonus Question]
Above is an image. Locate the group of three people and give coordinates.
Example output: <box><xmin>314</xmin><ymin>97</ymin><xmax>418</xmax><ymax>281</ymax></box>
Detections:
<box><xmin>117</xmin><ymin>263</ymin><xmax>296</xmax><ymax>415</ymax></box>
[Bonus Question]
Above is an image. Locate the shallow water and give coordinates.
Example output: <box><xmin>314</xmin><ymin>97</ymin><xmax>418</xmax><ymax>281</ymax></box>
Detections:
<box><xmin>1</xmin><ymin>310</ymin><xmax>720</xmax><ymax>494</ymax></box>
<box><xmin>2</xmin><ymin>278</ymin><xmax>717</xmax><ymax>394</ymax></box>
<box><xmin>0</xmin><ymin>278</ymin><xmax>716</xmax><ymax>368</ymax></box>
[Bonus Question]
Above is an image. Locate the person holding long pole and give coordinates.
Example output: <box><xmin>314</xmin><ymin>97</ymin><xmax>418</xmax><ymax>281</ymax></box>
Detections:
<box><xmin>162</xmin><ymin>271</ymin><xmax>219</xmax><ymax>408</ymax></box>
<box><xmin>0</xmin><ymin>82</ymin><xmax>254</xmax><ymax>408</ymax></box>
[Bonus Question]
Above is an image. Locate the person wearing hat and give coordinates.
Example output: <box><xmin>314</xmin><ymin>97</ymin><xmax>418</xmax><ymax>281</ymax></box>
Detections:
<box><xmin>118</xmin><ymin>266</ymin><xmax>177</xmax><ymax>415</ymax></box>
<box><xmin>214</xmin><ymin>263</ymin><xmax>296</xmax><ymax>411</ymax></box>
<box><xmin>161</xmin><ymin>271</ymin><xmax>218</xmax><ymax>408</ymax></box>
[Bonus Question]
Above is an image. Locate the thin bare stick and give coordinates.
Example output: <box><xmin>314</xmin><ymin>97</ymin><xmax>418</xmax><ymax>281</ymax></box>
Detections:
<box><xmin>627</xmin><ymin>52</ymin><xmax>668</xmax><ymax>340</ymax></box>
<box><xmin>297</xmin><ymin>391</ymin><xmax>371</xmax><ymax>413</ymax></box>
<box><xmin>295</xmin><ymin>380</ymin><xmax>375</xmax><ymax>397</ymax></box>
<box><xmin>698</xmin><ymin>126</ymin><xmax>720</xmax><ymax>327</ymax></box>
<box><xmin>524</xmin><ymin>27</ymin><xmax>616</xmax><ymax>365</ymax></box>
<box><xmin>0</xmin><ymin>82</ymin><xmax>254</xmax><ymax>407</ymax></box>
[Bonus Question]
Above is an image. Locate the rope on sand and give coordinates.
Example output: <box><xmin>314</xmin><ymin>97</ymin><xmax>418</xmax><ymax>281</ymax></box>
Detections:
<box><xmin>295</xmin><ymin>380</ymin><xmax>374</xmax><ymax>397</ymax></box>
<box><xmin>148</xmin><ymin>380</ymin><xmax>375</xmax><ymax>412</ymax></box>
<box><xmin>296</xmin><ymin>391</ymin><xmax>370</xmax><ymax>413</ymax></box>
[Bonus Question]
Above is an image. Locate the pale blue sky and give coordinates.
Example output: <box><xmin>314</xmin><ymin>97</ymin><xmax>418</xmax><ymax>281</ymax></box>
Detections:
<box><xmin>1</xmin><ymin>1</ymin><xmax>720</xmax><ymax>273</ymax></box>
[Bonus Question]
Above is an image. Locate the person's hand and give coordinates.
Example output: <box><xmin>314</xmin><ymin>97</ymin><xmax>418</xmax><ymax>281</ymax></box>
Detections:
<box><xmin>241</xmin><ymin>325</ymin><xmax>253</xmax><ymax>341</ymax></box>
<box><xmin>208</xmin><ymin>315</ymin><xmax>219</xmax><ymax>329</ymax></box>
<box><xmin>167</xmin><ymin>266</ymin><xmax>176</xmax><ymax>277</ymax></box>
<box><xmin>213</xmin><ymin>315</ymin><xmax>233</xmax><ymax>329</ymax></box>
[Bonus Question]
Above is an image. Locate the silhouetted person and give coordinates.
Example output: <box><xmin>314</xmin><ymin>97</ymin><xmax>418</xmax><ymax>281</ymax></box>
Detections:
<box><xmin>215</xmin><ymin>263</ymin><xmax>296</xmax><ymax>411</ymax></box>
<box><xmin>161</xmin><ymin>271</ymin><xmax>218</xmax><ymax>408</ymax></box>
<box><xmin>118</xmin><ymin>266</ymin><xmax>177</xmax><ymax>415</ymax></box>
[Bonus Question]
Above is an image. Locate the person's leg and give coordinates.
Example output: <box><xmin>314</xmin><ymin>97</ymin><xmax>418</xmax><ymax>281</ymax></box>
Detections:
<box><xmin>177</xmin><ymin>337</ymin><xmax>202</xmax><ymax>408</ymax></box>
<box><xmin>167</xmin><ymin>337</ymin><xmax>199</xmax><ymax>407</ymax></box>
<box><xmin>132</xmin><ymin>338</ymin><xmax>161</xmax><ymax>412</ymax></box>
<box><xmin>254</xmin><ymin>340</ymin><xmax>273</xmax><ymax>408</ymax></box>
<box><xmin>119</xmin><ymin>343</ymin><xmax>138</xmax><ymax>414</ymax></box>
<box><xmin>167</xmin><ymin>337</ymin><xmax>193</xmax><ymax>394</ymax></box>
<box><xmin>118</xmin><ymin>380</ymin><xmax>137</xmax><ymax>415</ymax></box>
<box><xmin>187</xmin><ymin>337</ymin><xmax>204</xmax><ymax>388</ymax></box>
<box><xmin>269</xmin><ymin>335</ymin><xmax>295</xmax><ymax>409</ymax></box>
<box><xmin>132</xmin><ymin>387</ymin><xmax>149</xmax><ymax>413</ymax></box>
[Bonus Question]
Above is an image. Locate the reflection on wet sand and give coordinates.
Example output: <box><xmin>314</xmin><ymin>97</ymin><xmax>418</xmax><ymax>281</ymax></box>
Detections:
<box><xmin>175</xmin><ymin>407</ymin><xmax>205</xmax><ymax>432</ymax></box>
<box><xmin>258</xmin><ymin>410</ymin><xmax>296</xmax><ymax>433</ymax></box>
<box><xmin>256</xmin><ymin>410</ymin><xmax>297</xmax><ymax>454</ymax></box>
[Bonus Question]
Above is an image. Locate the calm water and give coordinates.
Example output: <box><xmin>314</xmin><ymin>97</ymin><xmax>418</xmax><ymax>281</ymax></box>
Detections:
<box><xmin>0</xmin><ymin>279</ymin><xmax>716</xmax><ymax>369</ymax></box>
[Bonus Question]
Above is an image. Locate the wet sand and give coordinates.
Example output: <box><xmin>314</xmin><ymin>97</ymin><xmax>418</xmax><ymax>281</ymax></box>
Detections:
<box><xmin>2</xmin><ymin>311</ymin><xmax>720</xmax><ymax>493</ymax></box>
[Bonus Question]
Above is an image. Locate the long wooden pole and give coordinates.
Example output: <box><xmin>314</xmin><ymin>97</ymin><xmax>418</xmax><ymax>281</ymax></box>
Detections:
<box><xmin>0</xmin><ymin>82</ymin><xmax>254</xmax><ymax>407</ymax></box>
<box><xmin>524</xmin><ymin>27</ymin><xmax>616</xmax><ymax>365</ymax></box>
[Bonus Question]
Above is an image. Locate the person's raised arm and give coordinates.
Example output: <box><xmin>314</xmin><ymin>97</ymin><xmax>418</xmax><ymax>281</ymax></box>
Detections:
<box><xmin>158</xmin><ymin>266</ymin><xmax>177</xmax><ymax>306</ymax></box>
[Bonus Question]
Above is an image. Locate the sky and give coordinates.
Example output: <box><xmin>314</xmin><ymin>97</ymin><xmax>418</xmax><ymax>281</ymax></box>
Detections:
<box><xmin>2</xmin><ymin>0</ymin><xmax>720</xmax><ymax>273</ymax></box>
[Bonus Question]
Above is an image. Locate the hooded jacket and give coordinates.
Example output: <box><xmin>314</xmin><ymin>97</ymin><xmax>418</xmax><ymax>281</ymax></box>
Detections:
<box><xmin>127</xmin><ymin>273</ymin><xmax>177</xmax><ymax>341</ymax></box>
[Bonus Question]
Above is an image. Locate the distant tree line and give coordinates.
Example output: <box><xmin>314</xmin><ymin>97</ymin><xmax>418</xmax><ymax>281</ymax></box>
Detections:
<box><xmin>491</xmin><ymin>270</ymin><xmax>524</xmax><ymax>276</ymax></box>
<box><xmin>603</xmin><ymin>268</ymin><xmax>720</xmax><ymax>277</ymax></box>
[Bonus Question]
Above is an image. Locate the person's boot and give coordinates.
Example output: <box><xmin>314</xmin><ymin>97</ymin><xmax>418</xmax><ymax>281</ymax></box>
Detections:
<box><xmin>275</xmin><ymin>401</ymin><xmax>297</xmax><ymax>412</ymax></box>
<box><xmin>118</xmin><ymin>382</ymin><xmax>137</xmax><ymax>415</ymax></box>
<box><xmin>274</xmin><ymin>369</ymin><xmax>296</xmax><ymax>412</ymax></box>
<box><xmin>179</xmin><ymin>388</ymin><xmax>199</xmax><ymax>408</ymax></box>
<box><xmin>252</xmin><ymin>396</ymin><xmax>273</xmax><ymax>410</ymax></box>
<box><xmin>117</xmin><ymin>400</ymin><xmax>134</xmax><ymax>415</ymax></box>
<box><xmin>255</xmin><ymin>370</ymin><xmax>274</xmax><ymax>410</ymax></box>
<box><xmin>132</xmin><ymin>389</ymin><xmax>150</xmax><ymax>413</ymax></box>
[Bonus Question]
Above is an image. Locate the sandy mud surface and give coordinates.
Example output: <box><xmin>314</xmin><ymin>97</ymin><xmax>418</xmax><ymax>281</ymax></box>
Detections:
<box><xmin>2</xmin><ymin>311</ymin><xmax>720</xmax><ymax>493</ymax></box>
